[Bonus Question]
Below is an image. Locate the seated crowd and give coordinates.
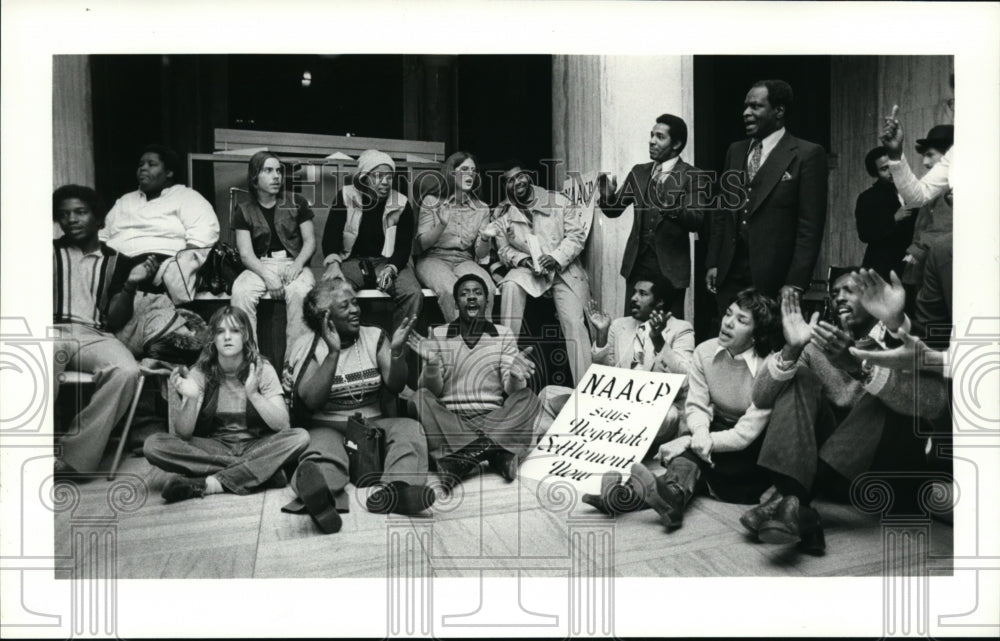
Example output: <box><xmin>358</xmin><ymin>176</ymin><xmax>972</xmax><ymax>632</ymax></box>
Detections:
<box><xmin>52</xmin><ymin>93</ymin><xmax>953</xmax><ymax>555</ymax></box>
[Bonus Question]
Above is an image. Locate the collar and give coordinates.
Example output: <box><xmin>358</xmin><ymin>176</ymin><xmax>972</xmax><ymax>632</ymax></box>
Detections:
<box><xmin>137</xmin><ymin>184</ymin><xmax>182</xmax><ymax>202</ymax></box>
<box><xmin>444</xmin><ymin>192</ymin><xmax>485</xmax><ymax>209</ymax></box>
<box><xmin>865</xmin><ymin>321</ymin><xmax>889</xmax><ymax>350</ymax></box>
<box><xmin>749</xmin><ymin>127</ymin><xmax>786</xmax><ymax>158</ymax></box>
<box><xmin>445</xmin><ymin>320</ymin><xmax>499</xmax><ymax>340</ymax></box>
<box><xmin>714</xmin><ymin>343</ymin><xmax>762</xmax><ymax>377</ymax></box>
<box><xmin>653</xmin><ymin>156</ymin><xmax>681</xmax><ymax>175</ymax></box>
<box><xmin>55</xmin><ymin>236</ymin><xmax>111</xmax><ymax>257</ymax></box>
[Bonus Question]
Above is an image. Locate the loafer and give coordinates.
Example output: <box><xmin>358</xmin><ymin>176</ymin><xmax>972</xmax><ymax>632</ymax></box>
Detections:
<box><xmin>758</xmin><ymin>495</ymin><xmax>802</xmax><ymax>544</ymax></box>
<box><xmin>296</xmin><ymin>461</ymin><xmax>342</xmax><ymax>534</ymax></box>
<box><xmin>161</xmin><ymin>475</ymin><xmax>207</xmax><ymax>503</ymax></box>
<box><xmin>739</xmin><ymin>490</ymin><xmax>785</xmax><ymax>535</ymax></box>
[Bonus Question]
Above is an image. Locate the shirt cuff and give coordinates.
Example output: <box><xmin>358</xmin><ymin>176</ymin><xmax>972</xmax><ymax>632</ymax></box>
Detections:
<box><xmin>767</xmin><ymin>353</ymin><xmax>798</xmax><ymax>380</ymax></box>
<box><xmin>863</xmin><ymin>364</ymin><xmax>891</xmax><ymax>396</ymax></box>
<box><xmin>888</xmin><ymin>314</ymin><xmax>913</xmax><ymax>337</ymax></box>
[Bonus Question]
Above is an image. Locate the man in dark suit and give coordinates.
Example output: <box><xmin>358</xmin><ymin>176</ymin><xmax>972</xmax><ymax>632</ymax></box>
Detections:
<box><xmin>598</xmin><ymin>113</ymin><xmax>704</xmax><ymax>319</ymax></box>
<box><xmin>706</xmin><ymin>79</ymin><xmax>828</xmax><ymax>314</ymax></box>
<box><xmin>855</xmin><ymin>146</ymin><xmax>916</xmax><ymax>280</ymax></box>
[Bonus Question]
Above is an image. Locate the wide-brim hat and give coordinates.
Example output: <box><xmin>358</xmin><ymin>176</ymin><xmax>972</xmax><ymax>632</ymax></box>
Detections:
<box><xmin>915</xmin><ymin>124</ymin><xmax>953</xmax><ymax>151</ymax></box>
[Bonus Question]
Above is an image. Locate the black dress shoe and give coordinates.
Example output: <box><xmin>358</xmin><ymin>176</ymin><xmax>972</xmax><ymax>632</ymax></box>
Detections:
<box><xmin>758</xmin><ymin>495</ymin><xmax>802</xmax><ymax>544</ymax></box>
<box><xmin>296</xmin><ymin>461</ymin><xmax>342</xmax><ymax>534</ymax></box>
<box><xmin>366</xmin><ymin>481</ymin><xmax>435</xmax><ymax>516</ymax></box>
<box><xmin>797</xmin><ymin>506</ymin><xmax>826</xmax><ymax>555</ymax></box>
<box><xmin>739</xmin><ymin>491</ymin><xmax>785</xmax><ymax>535</ymax></box>
<box><xmin>487</xmin><ymin>448</ymin><xmax>519</xmax><ymax>482</ymax></box>
<box><xmin>161</xmin><ymin>476</ymin><xmax>207</xmax><ymax>503</ymax></box>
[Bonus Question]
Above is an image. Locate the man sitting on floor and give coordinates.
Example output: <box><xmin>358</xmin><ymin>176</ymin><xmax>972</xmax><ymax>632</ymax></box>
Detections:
<box><xmin>52</xmin><ymin>185</ymin><xmax>145</xmax><ymax>477</ymax></box>
<box><xmin>409</xmin><ymin>273</ymin><xmax>541</xmax><ymax>490</ymax></box>
<box><xmin>743</xmin><ymin>273</ymin><xmax>949</xmax><ymax>552</ymax></box>
<box><xmin>534</xmin><ymin>276</ymin><xmax>695</xmax><ymax>467</ymax></box>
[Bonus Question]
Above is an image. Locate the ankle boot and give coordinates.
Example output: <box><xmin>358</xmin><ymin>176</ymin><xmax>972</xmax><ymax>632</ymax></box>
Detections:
<box><xmin>435</xmin><ymin>436</ymin><xmax>496</xmax><ymax>490</ymax></box>
<box><xmin>739</xmin><ymin>490</ymin><xmax>785</xmax><ymax>535</ymax></box>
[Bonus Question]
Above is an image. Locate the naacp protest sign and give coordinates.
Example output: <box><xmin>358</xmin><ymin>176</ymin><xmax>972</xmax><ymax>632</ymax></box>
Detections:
<box><xmin>520</xmin><ymin>364</ymin><xmax>684</xmax><ymax>496</ymax></box>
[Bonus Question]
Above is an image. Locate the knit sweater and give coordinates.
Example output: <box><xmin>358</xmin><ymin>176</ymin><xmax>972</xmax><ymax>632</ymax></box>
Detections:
<box><xmin>753</xmin><ymin>341</ymin><xmax>948</xmax><ymax>420</ymax></box>
<box><xmin>685</xmin><ymin>338</ymin><xmax>772</xmax><ymax>453</ymax></box>
<box><xmin>418</xmin><ymin>321</ymin><xmax>519</xmax><ymax>413</ymax></box>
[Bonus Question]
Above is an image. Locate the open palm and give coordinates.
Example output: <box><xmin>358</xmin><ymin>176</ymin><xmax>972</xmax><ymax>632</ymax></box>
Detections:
<box><xmin>781</xmin><ymin>289</ymin><xmax>816</xmax><ymax>349</ymax></box>
<box><xmin>855</xmin><ymin>269</ymin><xmax>906</xmax><ymax>327</ymax></box>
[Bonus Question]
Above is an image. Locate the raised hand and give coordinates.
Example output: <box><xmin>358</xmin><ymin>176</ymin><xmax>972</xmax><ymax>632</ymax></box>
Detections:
<box><xmin>244</xmin><ymin>360</ymin><xmax>260</xmax><ymax>396</ymax></box>
<box><xmin>597</xmin><ymin>173</ymin><xmax>618</xmax><ymax>202</ymax></box>
<box><xmin>390</xmin><ymin>315</ymin><xmax>416</xmax><ymax>355</ymax></box>
<box><xmin>479</xmin><ymin>220</ymin><xmax>502</xmax><ymax>240</ymax></box>
<box><xmin>849</xmin><ymin>330</ymin><xmax>944</xmax><ymax>373</ymax></box>
<box><xmin>510</xmin><ymin>346</ymin><xmax>536</xmax><ymax>383</ymax></box>
<box><xmin>648</xmin><ymin>308</ymin><xmax>670</xmax><ymax>335</ymax></box>
<box><xmin>879</xmin><ymin>104</ymin><xmax>903</xmax><ymax>159</ymax></box>
<box><xmin>406</xmin><ymin>330</ymin><xmax>441</xmax><ymax>366</ymax></box>
<box><xmin>812</xmin><ymin>320</ymin><xmax>859</xmax><ymax>373</ymax></box>
<box><xmin>169</xmin><ymin>365</ymin><xmax>200</xmax><ymax>401</ymax></box>
<box><xmin>320</xmin><ymin>311</ymin><xmax>341</xmax><ymax>352</ymax></box>
<box><xmin>781</xmin><ymin>288</ymin><xmax>817</xmax><ymax>350</ymax></box>
<box><xmin>585</xmin><ymin>299</ymin><xmax>611</xmax><ymax>334</ymax></box>
<box><xmin>127</xmin><ymin>255</ymin><xmax>160</xmax><ymax>286</ymax></box>
<box><xmin>853</xmin><ymin>268</ymin><xmax>906</xmax><ymax>331</ymax></box>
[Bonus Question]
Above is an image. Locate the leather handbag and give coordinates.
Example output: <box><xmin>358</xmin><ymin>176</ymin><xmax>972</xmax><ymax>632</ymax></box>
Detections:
<box><xmin>196</xmin><ymin>243</ymin><xmax>245</xmax><ymax>296</ymax></box>
<box><xmin>344</xmin><ymin>412</ymin><xmax>386</xmax><ymax>488</ymax></box>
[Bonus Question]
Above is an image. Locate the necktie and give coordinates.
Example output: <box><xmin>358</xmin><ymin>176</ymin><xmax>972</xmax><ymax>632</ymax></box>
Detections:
<box><xmin>747</xmin><ymin>139</ymin><xmax>762</xmax><ymax>182</ymax></box>
<box><xmin>631</xmin><ymin>323</ymin><xmax>647</xmax><ymax>369</ymax></box>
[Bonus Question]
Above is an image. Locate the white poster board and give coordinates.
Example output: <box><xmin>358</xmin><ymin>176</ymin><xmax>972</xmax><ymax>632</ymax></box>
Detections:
<box><xmin>561</xmin><ymin>170</ymin><xmax>603</xmax><ymax>239</ymax></box>
<box><xmin>520</xmin><ymin>364</ymin><xmax>685</xmax><ymax>496</ymax></box>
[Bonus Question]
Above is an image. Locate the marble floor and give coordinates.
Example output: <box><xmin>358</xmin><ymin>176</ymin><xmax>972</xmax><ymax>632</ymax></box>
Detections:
<box><xmin>52</xmin><ymin>450</ymin><xmax>954</xmax><ymax>580</ymax></box>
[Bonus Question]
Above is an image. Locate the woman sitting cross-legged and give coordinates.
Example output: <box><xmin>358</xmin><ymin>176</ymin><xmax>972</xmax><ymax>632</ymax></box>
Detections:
<box><xmin>583</xmin><ymin>288</ymin><xmax>782</xmax><ymax>530</ymax></box>
<box><xmin>281</xmin><ymin>279</ymin><xmax>434</xmax><ymax>534</ymax></box>
<box><xmin>408</xmin><ymin>273</ymin><xmax>541</xmax><ymax>492</ymax></box>
<box><xmin>143</xmin><ymin>307</ymin><xmax>309</xmax><ymax>502</ymax></box>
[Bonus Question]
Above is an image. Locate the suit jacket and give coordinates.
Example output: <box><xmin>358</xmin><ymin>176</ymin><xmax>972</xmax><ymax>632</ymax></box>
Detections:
<box><xmin>913</xmin><ymin>232</ymin><xmax>952</xmax><ymax>349</ymax></box>
<box><xmin>599</xmin><ymin>158</ymin><xmax>704</xmax><ymax>286</ymax></box>
<box><xmin>707</xmin><ymin>133</ymin><xmax>828</xmax><ymax>295</ymax></box>
<box><xmin>855</xmin><ymin>180</ymin><xmax>916</xmax><ymax>280</ymax></box>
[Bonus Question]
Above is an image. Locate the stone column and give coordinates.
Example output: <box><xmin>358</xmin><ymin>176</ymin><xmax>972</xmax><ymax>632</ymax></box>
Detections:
<box><xmin>553</xmin><ymin>56</ymin><xmax>695</xmax><ymax>319</ymax></box>
<box><xmin>53</xmin><ymin>55</ymin><xmax>95</xmax><ymax>189</ymax></box>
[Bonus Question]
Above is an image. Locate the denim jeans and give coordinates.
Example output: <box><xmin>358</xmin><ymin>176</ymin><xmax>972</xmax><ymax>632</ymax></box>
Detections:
<box><xmin>143</xmin><ymin>428</ymin><xmax>309</xmax><ymax>495</ymax></box>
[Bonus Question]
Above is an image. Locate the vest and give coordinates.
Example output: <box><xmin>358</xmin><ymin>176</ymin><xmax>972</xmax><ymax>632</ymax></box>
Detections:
<box><xmin>337</xmin><ymin>184</ymin><xmax>408</xmax><ymax>260</ymax></box>
<box><xmin>193</xmin><ymin>373</ymin><xmax>268</xmax><ymax>439</ymax></box>
<box><xmin>237</xmin><ymin>194</ymin><xmax>308</xmax><ymax>258</ymax></box>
